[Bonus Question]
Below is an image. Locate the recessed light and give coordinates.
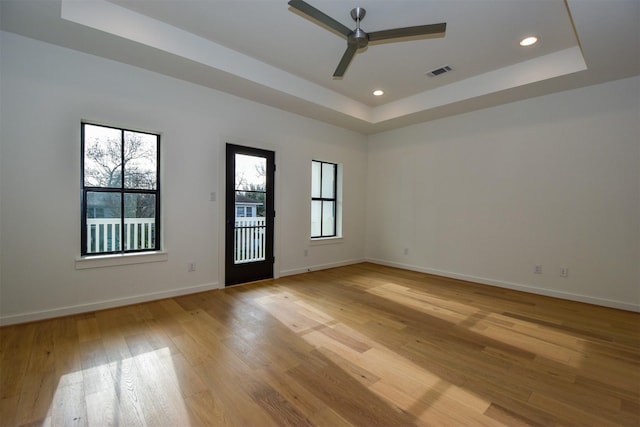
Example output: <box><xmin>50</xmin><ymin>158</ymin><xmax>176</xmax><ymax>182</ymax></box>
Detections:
<box><xmin>373</xmin><ymin>90</ymin><xmax>384</xmax><ymax>96</ymax></box>
<box><xmin>520</xmin><ymin>36</ymin><xmax>538</xmax><ymax>47</ymax></box>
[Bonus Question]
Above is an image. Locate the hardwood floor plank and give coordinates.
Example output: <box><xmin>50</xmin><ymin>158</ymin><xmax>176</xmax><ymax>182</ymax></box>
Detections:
<box><xmin>0</xmin><ymin>323</ymin><xmax>36</xmax><ymax>402</ymax></box>
<box><xmin>12</xmin><ymin>342</ymin><xmax>57</xmax><ymax>424</ymax></box>
<box><xmin>196</xmin><ymin>362</ymin><xmax>281</xmax><ymax>426</ymax></box>
<box><xmin>76</xmin><ymin>317</ymin><xmax>101</xmax><ymax>344</ymax></box>
<box><xmin>314</xmin><ymin>346</ymin><xmax>380</xmax><ymax>388</ymax></box>
<box><xmin>85</xmin><ymin>389</ymin><xmax>123</xmax><ymax>427</ymax></box>
<box><xmin>1</xmin><ymin>262</ymin><xmax>638</xmax><ymax>426</ymax></box>
<box><xmin>184</xmin><ymin>390</ymin><xmax>230</xmax><ymax>426</ymax></box>
<box><xmin>484</xmin><ymin>403</ymin><xmax>542</xmax><ymax>427</ymax></box>
<box><xmin>0</xmin><ymin>394</ymin><xmax>19</xmax><ymax>427</ymax></box>
<box><xmin>49</xmin><ymin>380</ymin><xmax>87</xmax><ymax>427</ymax></box>
<box><xmin>287</xmin><ymin>356</ymin><xmax>417</xmax><ymax>426</ymax></box>
<box><xmin>575</xmin><ymin>374</ymin><xmax>640</xmax><ymax>401</ymax></box>
<box><xmin>528</xmin><ymin>391</ymin><xmax>619</xmax><ymax>427</ymax></box>
<box><xmin>318</xmin><ymin>325</ymin><xmax>371</xmax><ymax>353</ymax></box>
<box><xmin>107</xmin><ymin>356</ymin><xmax>151</xmax><ymax>426</ymax></box>
<box><xmin>248</xmin><ymin>381</ymin><xmax>315</xmax><ymax>427</ymax></box>
<box><xmin>163</xmin><ymin>352</ymin><xmax>208</xmax><ymax>398</ymax></box>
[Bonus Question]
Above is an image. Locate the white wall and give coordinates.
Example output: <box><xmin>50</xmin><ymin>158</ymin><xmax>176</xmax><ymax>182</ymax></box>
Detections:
<box><xmin>1</xmin><ymin>31</ymin><xmax>638</xmax><ymax>324</ymax></box>
<box><xmin>367</xmin><ymin>76</ymin><xmax>640</xmax><ymax>310</ymax></box>
<box><xmin>0</xmin><ymin>32</ymin><xmax>367</xmax><ymax>324</ymax></box>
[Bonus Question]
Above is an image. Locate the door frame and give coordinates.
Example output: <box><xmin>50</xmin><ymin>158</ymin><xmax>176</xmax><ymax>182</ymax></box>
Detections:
<box><xmin>225</xmin><ymin>143</ymin><xmax>275</xmax><ymax>286</ymax></box>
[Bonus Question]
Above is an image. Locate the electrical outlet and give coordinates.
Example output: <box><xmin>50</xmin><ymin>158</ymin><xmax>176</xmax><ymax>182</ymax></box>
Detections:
<box><xmin>304</xmin><ymin>249</ymin><xmax>308</xmax><ymax>257</ymax></box>
<box><xmin>560</xmin><ymin>266</ymin><xmax>568</xmax><ymax>277</ymax></box>
<box><xmin>403</xmin><ymin>248</ymin><xmax>409</xmax><ymax>255</ymax></box>
<box><xmin>534</xmin><ymin>264</ymin><xmax>542</xmax><ymax>274</ymax></box>
<box><xmin>188</xmin><ymin>262</ymin><xmax>196</xmax><ymax>272</ymax></box>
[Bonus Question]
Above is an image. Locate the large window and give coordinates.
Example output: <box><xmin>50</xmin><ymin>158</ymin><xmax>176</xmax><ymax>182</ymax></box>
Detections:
<box><xmin>311</xmin><ymin>160</ymin><xmax>338</xmax><ymax>238</ymax></box>
<box><xmin>81</xmin><ymin>123</ymin><xmax>160</xmax><ymax>255</ymax></box>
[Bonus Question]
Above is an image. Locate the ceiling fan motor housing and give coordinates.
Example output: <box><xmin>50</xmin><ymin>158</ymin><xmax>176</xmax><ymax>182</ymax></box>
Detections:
<box><xmin>350</xmin><ymin>28</ymin><xmax>369</xmax><ymax>48</ymax></box>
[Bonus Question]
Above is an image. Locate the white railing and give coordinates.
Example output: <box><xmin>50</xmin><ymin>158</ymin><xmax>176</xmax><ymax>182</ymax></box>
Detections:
<box><xmin>86</xmin><ymin>218</ymin><xmax>155</xmax><ymax>253</ymax></box>
<box><xmin>87</xmin><ymin>217</ymin><xmax>264</xmax><ymax>261</ymax></box>
<box><xmin>235</xmin><ymin>217</ymin><xmax>266</xmax><ymax>264</ymax></box>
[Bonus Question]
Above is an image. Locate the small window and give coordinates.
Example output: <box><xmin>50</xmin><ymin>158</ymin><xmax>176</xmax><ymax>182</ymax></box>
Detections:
<box><xmin>311</xmin><ymin>160</ymin><xmax>338</xmax><ymax>238</ymax></box>
<box><xmin>81</xmin><ymin>123</ymin><xmax>160</xmax><ymax>255</ymax></box>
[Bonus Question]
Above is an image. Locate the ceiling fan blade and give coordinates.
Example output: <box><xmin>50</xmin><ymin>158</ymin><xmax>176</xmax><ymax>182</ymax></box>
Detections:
<box><xmin>368</xmin><ymin>22</ymin><xmax>446</xmax><ymax>42</ymax></box>
<box><xmin>333</xmin><ymin>45</ymin><xmax>358</xmax><ymax>77</ymax></box>
<box><xmin>288</xmin><ymin>0</ymin><xmax>352</xmax><ymax>37</ymax></box>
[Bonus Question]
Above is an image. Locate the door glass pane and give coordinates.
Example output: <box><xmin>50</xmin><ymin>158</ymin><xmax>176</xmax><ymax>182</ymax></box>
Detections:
<box><xmin>311</xmin><ymin>161</ymin><xmax>321</xmax><ymax>198</ymax></box>
<box><xmin>236</xmin><ymin>191</ymin><xmax>265</xmax><ymax>217</ymax></box>
<box><xmin>321</xmin><ymin>162</ymin><xmax>335</xmax><ymax>198</ymax></box>
<box><xmin>124</xmin><ymin>131</ymin><xmax>157</xmax><ymax>189</ymax></box>
<box><xmin>86</xmin><ymin>191</ymin><xmax>121</xmax><ymax>253</ymax></box>
<box><xmin>235</xmin><ymin>154</ymin><xmax>266</xmax><ymax>191</ymax></box>
<box><xmin>83</xmin><ymin>125</ymin><xmax>122</xmax><ymax>188</ymax></box>
<box><xmin>234</xmin><ymin>153</ymin><xmax>266</xmax><ymax>264</ymax></box>
<box><xmin>234</xmin><ymin>214</ymin><xmax>266</xmax><ymax>264</ymax></box>
<box><xmin>322</xmin><ymin>201</ymin><xmax>335</xmax><ymax>236</ymax></box>
<box><xmin>124</xmin><ymin>193</ymin><xmax>156</xmax><ymax>251</ymax></box>
<box><xmin>311</xmin><ymin>200</ymin><xmax>322</xmax><ymax>237</ymax></box>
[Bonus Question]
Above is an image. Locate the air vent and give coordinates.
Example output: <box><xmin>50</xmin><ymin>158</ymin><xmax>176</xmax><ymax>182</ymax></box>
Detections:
<box><xmin>426</xmin><ymin>65</ymin><xmax>452</xmax><ymax>77</ymax></box>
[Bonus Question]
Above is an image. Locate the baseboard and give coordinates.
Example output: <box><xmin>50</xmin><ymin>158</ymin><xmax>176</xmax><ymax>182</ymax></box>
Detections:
<box><xmin>366</xmin><ymin>258</ymin><xmax>640</xmax><ymax>313</ymax></box>
<box><xmin>0</xmin><ymin>281</ymin><xmax>221</xmax><ymax>326</ymax></box>
<box><xmin>4</xmin><ymin>258</ymin><xmax>635</xmax><ymax>325</ymax></box>
<box><xmin>280</xmin><ymin>258</ymin><xmax>366</xmax><ymax>277</ymax></box>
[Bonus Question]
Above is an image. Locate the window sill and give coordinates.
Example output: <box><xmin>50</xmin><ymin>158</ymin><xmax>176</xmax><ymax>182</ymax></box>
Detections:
<box><xmin>75</xmin><ymin>251</ymin><xmax>168</xmax><ymax>270</ymax></box>
<box><xmin>310</xmin><ymin>236</ymin><xmax>343</xmax><ymax>246</ymax></box>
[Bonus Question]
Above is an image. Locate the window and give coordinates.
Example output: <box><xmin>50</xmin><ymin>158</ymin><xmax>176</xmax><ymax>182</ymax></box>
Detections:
<box><xmin>311</xmin><ymin>160</ymin><xmax>338</xmax><ymax>238</ymax></box>
<box><xmin>81</xmin><ymin>123</ymin><xmax>160</xmax><ymax>255</ymax></box>
<box><xmin>236</xmin><ymin>206</ymin><xmax>256</xmax><ymax>218</ymax></box>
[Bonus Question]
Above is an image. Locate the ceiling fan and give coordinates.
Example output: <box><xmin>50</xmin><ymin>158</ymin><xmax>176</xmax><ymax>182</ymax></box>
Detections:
<box><xmin>288</xmin><ymin>0</ymin><xmax>447</xmax><ymax>78</ymax></box>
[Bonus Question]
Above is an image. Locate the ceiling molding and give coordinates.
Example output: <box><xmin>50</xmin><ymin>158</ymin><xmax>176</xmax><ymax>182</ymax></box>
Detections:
<box><xmin>1</xmin><ymin>0</ymin><xmax>638</xmax><ymax>134</ymax></box>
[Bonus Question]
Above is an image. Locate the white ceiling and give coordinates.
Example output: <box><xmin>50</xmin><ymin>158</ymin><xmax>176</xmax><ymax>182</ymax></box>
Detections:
<box><xmin>1</xmin><ymin>0</ymin><xmax>639</xmax><ymax>134</ymax></box>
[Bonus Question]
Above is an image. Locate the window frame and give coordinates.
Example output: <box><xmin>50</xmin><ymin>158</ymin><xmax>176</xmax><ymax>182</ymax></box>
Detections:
<box><xmin>81</xmin><ymin>122</ymin><xmax>161</xmax><ymax>256</ymax></box>
<box><xmin>311</xmin><ymin>159</ymin><xmax>338</xmax><ymax>239</ymax></box>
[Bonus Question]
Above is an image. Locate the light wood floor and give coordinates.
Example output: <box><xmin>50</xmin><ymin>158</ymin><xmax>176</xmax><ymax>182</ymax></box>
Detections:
<box><xmin>1</xmin><ymin>263</ymin><xmax>639</xmax><ymax>426</ymax></box>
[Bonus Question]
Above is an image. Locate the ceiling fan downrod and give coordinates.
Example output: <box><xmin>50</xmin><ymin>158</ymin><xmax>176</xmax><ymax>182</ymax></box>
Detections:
<box><xmin>349</xmin><ymin>7</ymin><xmax>368</xmax><ymax>49</ymax></box>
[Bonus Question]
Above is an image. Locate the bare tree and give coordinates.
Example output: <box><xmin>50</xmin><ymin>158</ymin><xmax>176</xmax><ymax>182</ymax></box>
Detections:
<box><xmin>84</xmin><ymin>133</ymin><xmax>156</xmax><ymax>189</ymax></box>
<box><xmin>84</xmin><ymin>130</ymin><xmax>157</xmax><ymax>219</ymax></box>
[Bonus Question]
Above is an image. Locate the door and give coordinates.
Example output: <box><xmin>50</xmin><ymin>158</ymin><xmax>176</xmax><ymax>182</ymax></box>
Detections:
<box><xmin>225</xmin><ymin>144</ymin><xmax>275</xmax><ymax>286</ymax></box>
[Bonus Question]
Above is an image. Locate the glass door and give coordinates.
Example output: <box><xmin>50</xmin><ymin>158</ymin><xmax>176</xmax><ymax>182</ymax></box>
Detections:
<box><xmin>225</xmin><ymin>144</ymin><xmax>275</xmax><ymax>286</ymax></box>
